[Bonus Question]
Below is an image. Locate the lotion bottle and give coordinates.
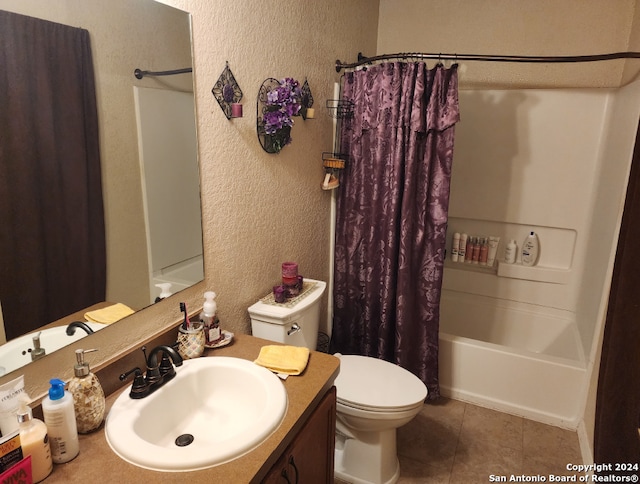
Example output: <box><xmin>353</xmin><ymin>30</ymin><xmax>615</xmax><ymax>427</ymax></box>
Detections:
<box><xmin>68</xmin><ymin>349</ymin><xmax>105</xmax><ymax>433</ymax></box>
<box><xmin>521</xmin><ymin>231</ymin><xmax>540</xmax><ymax>266</ymax></box>
<box><xmin>42</xmin><ymin>378</ymin><xmax>79</xmax><ymax>463</ymax></box>
<box><xmin>505</xmin><ymin>239</ymin><xmax>517</xmax><ymax>264</ymax></box>
<box><xmin>17</xmin><ymin>396</ymin><xmax>52</xmax><ymax>483</ymax></box>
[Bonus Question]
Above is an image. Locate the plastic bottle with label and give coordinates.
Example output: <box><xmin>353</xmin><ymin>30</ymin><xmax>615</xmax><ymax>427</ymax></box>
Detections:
<box><xmin>458</xmin><ymin>233</ymin><xmax>468</xmax><ymax>262</ymax></box>
<box><xmin>505</xmin><ymin>239</ymin><xmax>517</xmax><ymax>264</ymax></box>
<box><xmin>200</xmin><ymin>291</ymin><xmax>222</xmax><ymax>346</ymax></box>
<box><xmin>17</xmin><ymin>396</ymin><xmax>52</xmax><ymax>482</ymax></box>
<box><xmin>42</xmin><ymin>378</ymin><xmax>79</xmax><ymax>464</ymax></box>
<box><xmin>521</xmin><ymin>231</ymin><xmax>540</xmax><ymax>266</ymax></box>
<box><xmin>451</xmin><ymin>233</ymin><xmax>460</xmax><ymax>262</ymax></box>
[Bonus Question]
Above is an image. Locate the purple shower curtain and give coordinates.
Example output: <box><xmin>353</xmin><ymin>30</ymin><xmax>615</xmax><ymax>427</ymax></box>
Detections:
<box><xmin>330</xmin><ymin>62</ymin><xmax>459</xmax><ymax>399</ymax></box>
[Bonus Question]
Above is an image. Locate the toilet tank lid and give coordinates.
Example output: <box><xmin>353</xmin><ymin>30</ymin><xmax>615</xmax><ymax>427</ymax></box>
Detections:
<box><xmin>248</xmin><ymin>279</ymin><xmax>326</xmax><ymax>320</ymax></box>
<box><xmin>334</xmin><ymin>355</ymin><xmax>428</xmax><ymax>409</ymax></box>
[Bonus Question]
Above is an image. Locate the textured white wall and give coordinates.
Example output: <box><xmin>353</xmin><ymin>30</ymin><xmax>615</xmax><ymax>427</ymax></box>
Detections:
<box><xmin>160</xmin><ymin>0</ymin><xmax>379</xmax><ymax>335</ymax></box>
<box><xmin>378</xmin><ymin>0</ymin><xmax>638</xmax><ymax>89</ymax></box>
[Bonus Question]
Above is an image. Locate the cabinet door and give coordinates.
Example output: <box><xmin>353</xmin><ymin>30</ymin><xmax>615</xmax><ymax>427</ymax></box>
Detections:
<box><xmin>263</xmin><ymin>387</ymin><xmax>336</xmax><ymax>484</ymax></box>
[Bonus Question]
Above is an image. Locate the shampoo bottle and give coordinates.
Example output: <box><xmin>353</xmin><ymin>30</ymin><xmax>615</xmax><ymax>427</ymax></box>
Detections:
<box><xmin>521</xmin><ymin>231</ymin><xmax>540</xmax><ymax>266</ymax></box>
<box><xmin>200</xmin><ymin>291</ymin><xmax>222</xmax><ymax>346</ymax></box>
<box><xmin>17</xmin><ymin>396</ymin><xmax>52</xmax><ymax>483</ymax></box>
<box><xmin>42</xmin><ymin>378</ymin><xmax>79</xmax><ymax>463</ymax></box>
<box><xmin>451</xmin><ymin>232</ymin><xmax>460</xmax><ymax>262</ymax></box>
<box><xmin>68</xmin><ymin>349</ymin><xmax>105</xmax><ymax>433</ymax></box>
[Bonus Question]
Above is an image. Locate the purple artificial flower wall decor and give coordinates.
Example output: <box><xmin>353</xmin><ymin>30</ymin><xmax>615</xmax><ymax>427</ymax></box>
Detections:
<box><xmin>259</xmin><ymin>77</ymin><xmax>301</xmax><ymax>153</ymax></box>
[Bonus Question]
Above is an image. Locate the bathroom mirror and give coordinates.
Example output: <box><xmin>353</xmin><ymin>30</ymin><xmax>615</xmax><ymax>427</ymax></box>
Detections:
<box><xmin>0</xmin><ymin>0</ymin><xmax>202</xmax><ymax>374</ymax></box>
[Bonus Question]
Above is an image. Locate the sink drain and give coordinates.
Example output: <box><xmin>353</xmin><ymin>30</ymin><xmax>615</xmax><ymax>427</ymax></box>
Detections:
<box><xmin>175</xmin><ymin>434</ymin><xmax>195</xmax><ymax>447</ymax></box>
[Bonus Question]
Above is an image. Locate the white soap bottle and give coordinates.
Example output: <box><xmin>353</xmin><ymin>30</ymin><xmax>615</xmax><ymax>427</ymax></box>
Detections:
<box><xmin>68</xmin><ymin>349</ymin><xmax>106</xmax><ymax>434</ymax></box>
<box><xmin>200</xmin><ymin>291</ymin><xmax>222</xmax><ymax>345</ymax></box>
<box><xmin>521</xmin><ymin>231</ymin><xmax>540</xmax><ymax>266</ymax></box>
<box><xmin>505</xmin><ymin>239</ymin><xmax>517</xmax><ymax>264</ymax></box>
<box><xmin>42</xmin><ymin>378</ymin><xmax>79</xmax><ymax>464</ymax></box>
<box><xmin>17</xmin><ymin>396</ymin><xmax>52</xmax><ymax>483</ymax></box>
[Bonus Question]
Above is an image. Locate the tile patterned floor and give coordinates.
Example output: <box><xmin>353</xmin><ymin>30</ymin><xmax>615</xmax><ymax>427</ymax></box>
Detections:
<box><xmin>336</xmin><ymin>398</ymin><xmax>583</xmax><ymax>484</ymax></box>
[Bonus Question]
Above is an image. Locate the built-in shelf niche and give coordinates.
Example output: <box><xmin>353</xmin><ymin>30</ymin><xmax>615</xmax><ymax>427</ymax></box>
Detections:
<box><xmin>445</xmin><ymin>216</ymin><xmax>576</xmax><ymax>285</ymax></box>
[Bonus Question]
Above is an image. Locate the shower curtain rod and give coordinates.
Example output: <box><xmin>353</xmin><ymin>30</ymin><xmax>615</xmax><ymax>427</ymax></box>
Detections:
<box><xmin>335</xmin><ymin>51</ymin><xmax>640</xmax><ymax>72</ymax></box>
<box><xmin>134</xmin><ymin>67</ymin><xmax>193</xmax><ymax>79</ymax></box>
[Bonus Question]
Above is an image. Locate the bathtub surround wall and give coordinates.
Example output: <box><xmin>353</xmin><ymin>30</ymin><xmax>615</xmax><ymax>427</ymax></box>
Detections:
<box><xmin>440</xmin><ymin>86</ymin><xmax>640</xmax><ymax>431</ymax></box>
<box><xmin>133</xmin><ymin>86</ymin><xmax>203</xmax><ymax>303</ymax></box>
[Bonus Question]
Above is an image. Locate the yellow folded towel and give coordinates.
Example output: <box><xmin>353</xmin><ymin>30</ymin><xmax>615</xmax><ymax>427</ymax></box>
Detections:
<box><xmin>84</xmin><ymin>303</ymin><xmax>135</xmax><ymax>324</ymax></box>
<box><xmin>254</xmin><ymin>345</ymin><xmax>310</xmax><ymax>376</ymax></box>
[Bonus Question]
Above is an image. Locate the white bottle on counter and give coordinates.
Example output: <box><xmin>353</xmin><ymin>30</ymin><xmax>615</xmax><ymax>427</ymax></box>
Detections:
<box><xmin>42</xmin><ymin>378</ymin><xmax>79</xmax><ymax>464</ymax></box>
<box><xmin>504</xmin><ymin>239</ymin><xmax>517</xmax><ymax>264</ymax></box>
<box><xmin>521</xmin><ymin>231</ymin><xmax>540</xmax><ymax>266</ymax></box>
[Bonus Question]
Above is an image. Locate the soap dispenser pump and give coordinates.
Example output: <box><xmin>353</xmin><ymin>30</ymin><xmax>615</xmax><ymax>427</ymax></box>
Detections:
<box><xmin>154</xmin><ymin>282</ymin><xmax>173</xmax><ymax>302</ymax></box>
<box><xmin>68</xmin><ymin>349</ymin><xmax>105</xmax><ymax>434</ymax></box>
<box><xmin>200</xmin><ymin>291</ymin><xmax>222</xmax><ymax>345</ymax></box>
<box><xmin>17</xmin><ymin>395</ymin><xmax>52</xmax><ymax>483</ymax></box>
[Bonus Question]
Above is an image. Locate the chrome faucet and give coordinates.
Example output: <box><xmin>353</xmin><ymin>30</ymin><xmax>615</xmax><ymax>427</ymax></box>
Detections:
<box><xmin>120</xmin><ymin>345</ymin><xmax>183</xmax><ymax>399</ymax></box>
<box><xmin>30</xmin><ymin>332</ymin><xmax>46</xmax><ymax>361</ymax></box>
<box><xmin>66</xmin><ymin>321</ymin><xmax>94</xmax><ymax>336</ymax></box>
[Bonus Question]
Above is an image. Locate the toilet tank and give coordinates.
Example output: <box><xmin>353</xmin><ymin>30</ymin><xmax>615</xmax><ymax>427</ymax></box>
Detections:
<box><xmin>248</xmin><ymin>279</ymin><xmax>326</xmax><ymax>350</ymax></box>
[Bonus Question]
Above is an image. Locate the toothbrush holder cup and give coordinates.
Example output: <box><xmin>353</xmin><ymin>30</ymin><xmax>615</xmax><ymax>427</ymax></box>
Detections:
<box><xmin>177</xmin><ymin>322</ymin><xmax>205</xmax><ymax>359</ymax></box>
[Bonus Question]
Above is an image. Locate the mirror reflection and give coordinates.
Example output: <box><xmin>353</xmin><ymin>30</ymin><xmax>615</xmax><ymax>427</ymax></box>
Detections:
<box><xmin>0</xmin><ymin>0</ymin><xmax>203</xmax><ymax>375</ymax></box>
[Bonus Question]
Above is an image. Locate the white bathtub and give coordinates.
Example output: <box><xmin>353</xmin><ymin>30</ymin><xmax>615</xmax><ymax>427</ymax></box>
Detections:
<box><xmin>151</xmin><ymin>255</ymin><xmax>204</xmax><ymax>302</ymax></box>
<box><xmin>438</xmin><ymin>290</ymin><xmax>587</xmax><ymax>429</ymax></box>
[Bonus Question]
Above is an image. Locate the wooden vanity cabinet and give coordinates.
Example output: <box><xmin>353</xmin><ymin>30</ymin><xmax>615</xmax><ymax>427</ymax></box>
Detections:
<box><xmin>262</xmin><ymin>386</ymin><xmax>336</xmax><ymax>484</ymax></box>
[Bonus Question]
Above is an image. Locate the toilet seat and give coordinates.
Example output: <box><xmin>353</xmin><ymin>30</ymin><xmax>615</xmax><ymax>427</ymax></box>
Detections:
<box><xmin>334</xmin><ymin>355</ymin><xmax>428</xmax><ymax>413</ymax></box>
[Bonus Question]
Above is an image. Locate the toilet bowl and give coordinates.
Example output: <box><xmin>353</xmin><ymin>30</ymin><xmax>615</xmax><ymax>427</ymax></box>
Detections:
<box><xmin>334</xmin><ymin>354</ymin><xmax>427</xmax><ymax>484</ymax></box>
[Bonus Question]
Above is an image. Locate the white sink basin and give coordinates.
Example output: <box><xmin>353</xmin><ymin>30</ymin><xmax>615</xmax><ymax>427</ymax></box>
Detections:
<box><xmin>0</xmin><ymin>322</ymin><xmax>106</xmax><ymax>376</ymax></box>
<box><xmin>105</xmin><ymin>356</ymin><xmax>288</xmax><ymax>472</ymax></box>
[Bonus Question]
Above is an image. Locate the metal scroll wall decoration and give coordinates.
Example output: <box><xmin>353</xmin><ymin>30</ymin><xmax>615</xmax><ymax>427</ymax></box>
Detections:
<box><xmin>256</xmin><ymin>77</ymin><xmax>302</xmax><ymax>154</ymax></box>
<box><xmin>300</xmin><ymin>78</ymin><xmax>315</xmax><ymax>120</ymax></box>
<box><xmin>212</xmin><ymin>62</ymin><xmax>243</xmax><ymax>119</ymax></box>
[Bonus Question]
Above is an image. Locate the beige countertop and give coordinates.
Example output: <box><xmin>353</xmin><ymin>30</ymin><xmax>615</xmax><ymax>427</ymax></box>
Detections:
<box><xmin>43</xmin><ymin>333</ymin><xmax>340</xmax><ymax>483</ymax></box>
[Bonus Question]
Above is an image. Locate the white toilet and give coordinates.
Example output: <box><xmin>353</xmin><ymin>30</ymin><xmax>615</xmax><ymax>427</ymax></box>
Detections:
<box><xmin>333</xmin><ymin>354</ymin><xmax>427</xmax><ymax>484</ymax></box>
<box><xmin>248</xmin><ymin>278</ymin><xmax>427</xmax><ymax>484</ymax></box>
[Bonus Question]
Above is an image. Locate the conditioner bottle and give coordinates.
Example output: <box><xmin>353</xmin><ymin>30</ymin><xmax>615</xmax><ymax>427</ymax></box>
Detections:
<box><xmin>42</xmin><ymin>378</ymin><xmax>79</xmax><ymax>464</ymax></box>
<box><xmin>17</xmin><ymin>396</ymin><xmax>52</xmax><ymax>483</ymax></box>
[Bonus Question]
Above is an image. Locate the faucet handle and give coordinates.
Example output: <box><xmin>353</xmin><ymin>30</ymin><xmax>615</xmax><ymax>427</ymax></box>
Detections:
<box><xmin>119</xmin><ymin>367</ymin><xmax>148</xmax><ymax>399</ymax></box>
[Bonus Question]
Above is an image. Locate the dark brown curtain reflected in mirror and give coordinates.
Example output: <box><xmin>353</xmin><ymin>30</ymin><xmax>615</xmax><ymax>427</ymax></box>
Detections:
<box><xmin>595</xmin><ymin>119</ymin><xmax>640</xmax><ymax>468</ymax></box>
<box><xmin>0</xmin><ymin>10</ymin><xmax>105</xmax><ymax>340</ymax></box>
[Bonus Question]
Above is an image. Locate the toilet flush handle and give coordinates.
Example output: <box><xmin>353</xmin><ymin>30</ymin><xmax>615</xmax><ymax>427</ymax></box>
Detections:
<box><xmin>287</xmin><ymin>323</ymin><xmax>301</xmax><ymax>336</ymax></box>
